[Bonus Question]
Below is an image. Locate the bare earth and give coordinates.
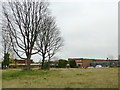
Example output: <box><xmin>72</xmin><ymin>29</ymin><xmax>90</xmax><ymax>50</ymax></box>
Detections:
<box><xmin>2</xmin><ymin>68</ymin><xmax>118</xmax><ymax>88</ymax></box>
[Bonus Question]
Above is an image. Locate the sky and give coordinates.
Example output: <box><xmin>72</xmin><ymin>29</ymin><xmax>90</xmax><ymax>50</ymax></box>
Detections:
<box><xmin>0</xmin><ymin>0</ymin><xmax>119</xmax><ymax>62</ymax></box>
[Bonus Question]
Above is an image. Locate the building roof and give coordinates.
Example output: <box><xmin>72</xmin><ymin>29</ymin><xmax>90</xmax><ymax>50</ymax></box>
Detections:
<box><xmin>68</xmin><ymin>58</ymin><xmax>118</xmax><ymax>61</ymax></box>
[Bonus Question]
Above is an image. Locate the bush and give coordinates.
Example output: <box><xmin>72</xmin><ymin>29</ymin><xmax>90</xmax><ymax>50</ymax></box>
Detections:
<box><xmin>69</xmin><ymin>60</ymin><xmax>76</xmax><ymax>68</ymax></box>
<box><xmin>42</xmin><ymin>62</ymin><xmax>48</xmax><ymax>69</ymax></box>
<box><xmin>58</xmin><ymin>59</ymin><xmax>67</xmax><ymax>68</ymax></box>
<box><xmin>110</xmin><ymin>64</ymin><xmax>118</xmax><ymax>67</ymax></box>
<box><xmin>117</xmin><ymin>65</ymin><xmax>120</xmax><ymax>67</ymax></box>
<box><xmin>2</xmin><ymin>53</ymin><xmax>10</xmax><ymax>69</ymax></box>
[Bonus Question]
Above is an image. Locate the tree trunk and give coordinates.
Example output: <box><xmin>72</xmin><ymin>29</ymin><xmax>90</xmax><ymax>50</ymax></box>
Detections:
<box><xmin>41</xmin><ymin>55</ymin><xmax>45</xmax><ymax>69</ymax></box>
<box><xmin>5</xmin><ymin>65</ymin><xmax>6</xmax><ymax>69</ymax></box>
<box><xmin>27</xmin><ymin>56</ymin><xmax>31</xmax><ymax>71</ymax></box>
<box><xmin>2</xmin><ymin>62</ymin><xmax>3</xmax><ymax>69</ymax></box>
<box><xmin>48</xmin><ymin>59</ymin><xmax>50</xmax><ymax>70</ymax></box>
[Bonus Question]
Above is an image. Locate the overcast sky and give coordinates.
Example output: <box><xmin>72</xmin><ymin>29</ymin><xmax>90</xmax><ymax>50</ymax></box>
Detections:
<box><xmin>0</xmin><ymin>0</ymin><xmax>119</xmax><ymax>62</ymax></box>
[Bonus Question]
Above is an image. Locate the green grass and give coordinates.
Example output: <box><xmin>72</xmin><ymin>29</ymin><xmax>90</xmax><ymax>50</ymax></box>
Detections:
<box><xmin>3</xmin><ymin>69</ymin><xmax>49</xmax><ymax>79</ymax></box>
<box><xmin>2</xmin><ymin>68</ymin><xmax>118</xmax><ymax>88</ymax></box>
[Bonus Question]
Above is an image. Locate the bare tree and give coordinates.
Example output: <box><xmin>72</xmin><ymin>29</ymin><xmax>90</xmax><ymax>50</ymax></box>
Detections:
<box><xmin>1</xmin><ymin>25</ymin><xmax>12</xmax><ymax>69</ymax></box>
<box><xmin>2</xmin><ymin>26</ymin><xmax>12</xmax><ymax>55</ymax></box>
<box><xmin>36</xmin><ymin>16</ymin><xmax>63</xmax><ymax>70</ymax></box>
<box><xmin>2</xmin><ymin>0</ymin><xmax>49</xmax><ymax>70</ymax></box>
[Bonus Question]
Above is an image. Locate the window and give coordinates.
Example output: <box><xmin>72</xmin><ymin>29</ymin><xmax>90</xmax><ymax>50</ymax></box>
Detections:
<box><xmin>76</xmin><ymin>60</ymin><xmax>82</xmax><ymax>62</ymax></box>
<box><xmin>78</xmin><ymin>64</ymin><xmax>81</xmax><ymax>66</ymax></box>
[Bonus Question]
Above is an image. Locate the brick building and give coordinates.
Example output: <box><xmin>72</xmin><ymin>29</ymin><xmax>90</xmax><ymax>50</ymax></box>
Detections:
<box><xmin>9</xmin><ymin>59</ymin><xmax>40</xmax><ymax>68</ymax></box>
<box><xmin>68</xmin><ymin>58</ymin><xmax>118</xmax><ymax>68</ymax></box>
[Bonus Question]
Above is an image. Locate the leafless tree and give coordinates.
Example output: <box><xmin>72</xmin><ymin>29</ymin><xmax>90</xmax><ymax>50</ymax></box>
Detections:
<box><xmin>2</xmin><ymin>26</ymin><xmax>12</xmax><ymax>55</ymax></box>
<box><xmin>2</xmin><ymin>0</ymin><xmax>49</xmax><ymax>70</ymax></box>
<box><xmin>36</xmin><ymin>16</ymin><xmax>63</xmax><ymax>70</ymax></box>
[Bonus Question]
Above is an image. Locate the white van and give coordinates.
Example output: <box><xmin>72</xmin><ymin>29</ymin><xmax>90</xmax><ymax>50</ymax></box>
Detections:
<box><xmin>95</xmin><ymin>65</ymin><xmax>102</xmax><ymax>68</ymax></box>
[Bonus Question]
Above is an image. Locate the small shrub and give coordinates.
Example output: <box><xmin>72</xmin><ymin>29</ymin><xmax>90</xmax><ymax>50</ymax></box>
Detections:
<box><xmin>42</xmin><ymin>62</ymin><xmax>48</xmax><ymax>69</ymax></box>
<box><xmin>110</xmin><ymin>64</ymin><xmax>118</xmax><ymax>67</ymax></box>
<box><xmin>117</xmin><ymin>65</ymin><xmax>120</xmax><ymax>67</ymax></box>
<box><xmin>58</xmin><ymin>59</ymin><xmax>67</xmax><ymax>68</ymax></box>
<box><xmin>69</xmin><ymin>60</ymin><xmax>76</xmax><ymax>68</ymax></box>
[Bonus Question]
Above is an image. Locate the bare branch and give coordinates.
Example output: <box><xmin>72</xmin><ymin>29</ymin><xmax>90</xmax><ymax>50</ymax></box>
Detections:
<box><xmin>2</xmin><ymin>0</ymin><xmax>49</xmax><ymax>70</ymax></box>
<box><xmin>36</xmin><ymin>16</ymin><xmax>64</xmax><ymax>68</ymax></box>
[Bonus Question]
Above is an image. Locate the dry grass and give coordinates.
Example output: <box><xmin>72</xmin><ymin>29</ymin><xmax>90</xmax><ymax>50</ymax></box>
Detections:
<box><xmin>2</xmin><ymin>68</ymin><xmax>118</xmax><ymax>88</ymax></box>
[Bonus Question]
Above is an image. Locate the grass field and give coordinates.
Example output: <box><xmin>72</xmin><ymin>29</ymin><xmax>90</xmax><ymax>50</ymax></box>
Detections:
<box><xmin>2</xmin><ymin>68</ymin><xmax>118</xmax><ymax>88</ymax></box>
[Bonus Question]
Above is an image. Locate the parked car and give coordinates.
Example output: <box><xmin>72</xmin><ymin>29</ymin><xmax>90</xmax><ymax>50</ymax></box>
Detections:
<box><xmin>95</xmin><ymin>65</ymin><xmax>102</xmax><ymax>68</ymax></box>
<box><xmin>88</xmin><ymin>66</ymin><xmax>94</xmax><ymax>68</ymax></box>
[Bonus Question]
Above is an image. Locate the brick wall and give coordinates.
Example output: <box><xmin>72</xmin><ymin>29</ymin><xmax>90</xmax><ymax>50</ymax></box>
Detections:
<box><xmin>68</xmin><ymin>58</ymin><xmax>107</xmax><ymax>67</ymax></box>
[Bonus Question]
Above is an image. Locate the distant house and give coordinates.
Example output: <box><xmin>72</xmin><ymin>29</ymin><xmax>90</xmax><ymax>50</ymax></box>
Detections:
<box><xmin>68</xmin><ymin>58</ymin><xmax>118</xmax><ymax>68</ymax></box>
<box><xmin>9</xmin><ymin>59</ymin><xmax>40</xmax><ymax>68</ymax></box>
